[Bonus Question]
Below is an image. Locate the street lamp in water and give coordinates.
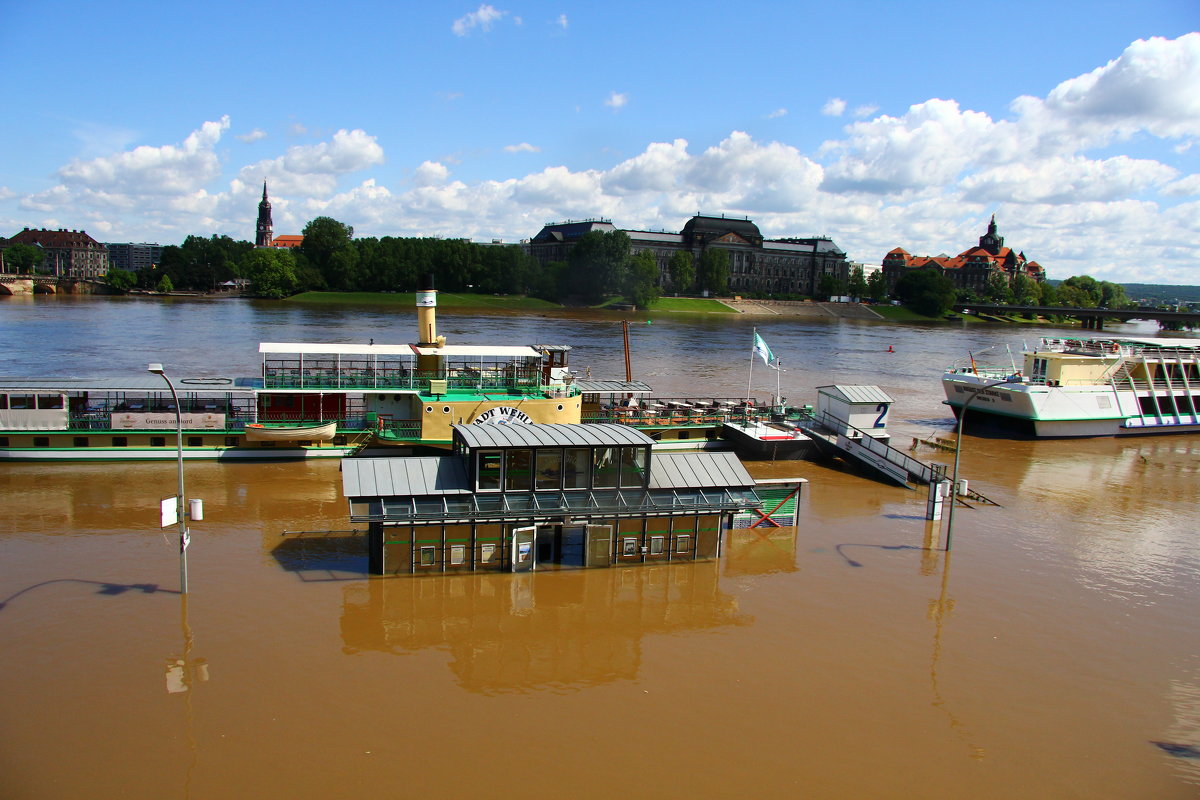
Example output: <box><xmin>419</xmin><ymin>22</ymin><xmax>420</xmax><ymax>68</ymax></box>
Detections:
<box><xmin>945</xmin><ymin>379</ymin><xmax>1009</xmax><ymax>551</ymax></box>
<box><xmin>148</xmin><ymin>363</ymin><xmax>188</xmax><ymax>593</ymax></box>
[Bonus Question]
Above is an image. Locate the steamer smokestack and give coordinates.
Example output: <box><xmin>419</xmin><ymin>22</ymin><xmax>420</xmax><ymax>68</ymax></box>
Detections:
<box><xmin>416</xmin><ymin>273</ymin><xmax>438</xmax><ymax>347</ymax></box>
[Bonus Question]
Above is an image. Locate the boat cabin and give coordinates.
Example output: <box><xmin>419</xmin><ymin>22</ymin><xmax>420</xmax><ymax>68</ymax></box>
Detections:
<box><xmin>815</xmin><ymin>385</ymin><xmax>894</xmax><ymax>439</ymax></box>
<box><xmin>341</xmin><ymin>423</ymin><xmax>761</xmax><ymax>575</ymax></box>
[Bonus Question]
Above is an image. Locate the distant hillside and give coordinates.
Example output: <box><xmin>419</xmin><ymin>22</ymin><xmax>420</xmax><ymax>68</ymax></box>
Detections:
<box><xmin>1045</xmin><ymin>280</ymin><xmax>1200</xmax><ymax>305</ymax></box>
<box><xmin>1121</xmin><ymin>284</ymin><xmax>1200</xmax><ymax>305</ymax></box>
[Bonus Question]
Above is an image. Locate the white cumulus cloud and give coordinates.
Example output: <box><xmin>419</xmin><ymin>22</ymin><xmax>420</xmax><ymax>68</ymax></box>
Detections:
<box><xmin>504</xmin><ymin>142</ymin><xmax>541</xmax><ymax>153</ymax></box>
<box><xmin>452</xmin><ymin>4</ymin><xmax>506</xmax><ymax>36</ymax></box>
<box><xmin>236</xmin><ymin>128</ymin><xmax>268</xmax><ymax>143</ymax></box>
<box><xmin>822</xmin><ymin>98</ymin><xmax>847</xmax><ymax>117</ymax></box>
<box><xmin>605</xmin><ymin>92</ymin><xmax>628</xmax><ymax>110</ymax></box>
<box><xmin>58</xmin><ymin>116</ymin><xmax>230</xmax><ymax>195</ymax></box>
<box><xmin>412</xmin><ymin>161</ymin><xmax>450</xmax><ymax>187</ymax></box>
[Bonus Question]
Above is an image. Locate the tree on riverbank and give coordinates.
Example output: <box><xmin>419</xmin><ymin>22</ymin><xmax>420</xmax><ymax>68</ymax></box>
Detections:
<box><xmin>627</xmin><ymin>250</ymin><xmax>661</xmax><ymax>308</ymax></box>
<box><xmin>668</xmin><ymin>250</ymin><xmax>695</xmax><ymax>293</ymax></box>
<box><xmin>697</xmin><ymin>249</ymin><xmax>729</xmax><ymax>295</ymax></box>
<box><xmin>3</xmin><ymin>243</ymin><xmax>44</xmax><ymax>274</ymax></box>
<box><xmin>243</xmin><ymin>248</ymin><xmax>299</xmax><ymax>298</ymax></box>
<box><xmin>895</xmin><ymin>269</ymin><xmax>956</xmax><ymax>316</ymax></box>
<box><xmin>155</xmin><ymin>235</ymin><xmax>252</xmax><ymax>291</ymax></box>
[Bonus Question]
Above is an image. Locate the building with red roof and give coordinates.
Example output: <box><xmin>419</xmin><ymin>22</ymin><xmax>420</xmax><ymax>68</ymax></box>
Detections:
<box><xmin>882</xmin><ymin>216</ymin><xmax>1044</xmax><ymax>294</ymax></box>
<box><xmin>7</xmin><ymin>228</ymin><xmax>109</xmax><ymax>278</ymax></box>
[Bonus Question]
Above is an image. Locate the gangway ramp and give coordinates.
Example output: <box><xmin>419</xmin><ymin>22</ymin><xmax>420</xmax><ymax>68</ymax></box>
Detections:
<box><xmin>796</xmin><ymin>410</ymin><xmax>944</xmax><ymax>489</ymax></box>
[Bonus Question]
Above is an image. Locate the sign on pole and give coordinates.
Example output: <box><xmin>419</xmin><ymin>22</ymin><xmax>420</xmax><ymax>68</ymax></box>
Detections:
<box><xmin>161</xmin><ymin>496</ymin><xmax>178</xmax><ymax>528</ymax></box>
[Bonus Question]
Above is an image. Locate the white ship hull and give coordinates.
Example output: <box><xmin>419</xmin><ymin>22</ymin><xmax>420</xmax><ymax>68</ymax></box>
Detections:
<box><xmin>943</xmin><ymin>335</ymin><xmax>1200</xmax><ymax>438</ymax></box>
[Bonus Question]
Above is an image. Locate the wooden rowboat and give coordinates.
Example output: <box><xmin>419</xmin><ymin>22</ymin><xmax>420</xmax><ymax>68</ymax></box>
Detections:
<box><xmin>244</xmin><ymin>422</ymin><xmax>337</xmax><ymax>442</ymax></box>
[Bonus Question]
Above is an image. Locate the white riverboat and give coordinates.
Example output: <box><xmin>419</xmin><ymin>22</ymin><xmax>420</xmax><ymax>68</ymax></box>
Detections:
<box><xmin>942</xmin><ymin>336</ymin><xmax>1200</xmax><ymax>437</ymax></box>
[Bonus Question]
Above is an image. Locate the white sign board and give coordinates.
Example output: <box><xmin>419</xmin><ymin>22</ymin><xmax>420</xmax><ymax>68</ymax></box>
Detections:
<box><xmin>112</xmin><ymin>412</ymin><xmax>226</xmax><ymax>430</ymax></box>
<box><xmin>161</xmin><ymin>496</ymin><xmax>178</xmax><ymax>528</ymax></box>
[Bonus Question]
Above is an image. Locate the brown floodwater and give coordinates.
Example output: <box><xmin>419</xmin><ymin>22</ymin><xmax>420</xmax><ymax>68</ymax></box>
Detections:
<box><xmin>2</xmin><ymin>295</ymin><xmax>1200</xmax><ymax>798</ymax></box>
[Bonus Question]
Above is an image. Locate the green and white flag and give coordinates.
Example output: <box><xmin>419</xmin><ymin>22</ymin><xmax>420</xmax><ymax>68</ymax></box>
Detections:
<box><xmin>753</xmin><ymin>331</ymin><xmax>776</xmax><ymax>368</ymax></box>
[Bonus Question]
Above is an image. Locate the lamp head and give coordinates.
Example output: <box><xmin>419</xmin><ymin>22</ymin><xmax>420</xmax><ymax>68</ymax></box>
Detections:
<box><xmin>147</xmin><ymin>363</ymin><xmax>164</xmax><ymax>374</ymax></box>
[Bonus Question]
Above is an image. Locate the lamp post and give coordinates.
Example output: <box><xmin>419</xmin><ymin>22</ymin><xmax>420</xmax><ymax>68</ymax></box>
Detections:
<box><xmin>944</xmin><ymin>378</ymin><xmax>1008</xmax><ymax>551</ymax></box>
<box><xmin>148</xmin><ymin>363</ymin><xmax>188</xmax><ymax>593</ymax></box>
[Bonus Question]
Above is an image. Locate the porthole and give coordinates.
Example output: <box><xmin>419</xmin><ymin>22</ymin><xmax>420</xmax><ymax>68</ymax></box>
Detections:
<box><xmin>425</xmin><ymin>406</ymin><xmax>434</xmax><ymax>413</ymax></box>
<box><xmin>557</xmin><ymin>404</ymin><xmax>564</xmax><ymax>411</ymax></box>
<box><xmin>443</xmin><ymin>406</ymin><xmax>452</xmax><ymax>414</ymax></box>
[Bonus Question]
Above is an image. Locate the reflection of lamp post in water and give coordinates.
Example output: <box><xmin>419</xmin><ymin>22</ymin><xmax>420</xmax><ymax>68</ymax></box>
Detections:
<box><xmin>148</xmin><ymin>363</ymin><xmax>189</xmax><ymax>593</ymax></box>
<box><xmin>945</xmin><ymin>379</ymin><xmax>1008</xmax><ymax>551</ymax></box>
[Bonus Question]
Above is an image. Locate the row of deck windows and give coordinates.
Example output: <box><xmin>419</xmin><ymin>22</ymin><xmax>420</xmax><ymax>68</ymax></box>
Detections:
<box><xmin>475</xmin><ymin>446</ymin><xmax>648</xmax><ymax>492</ymax></box>
<box><xmin>2</xmin><ymin>436</ymin><xmax>241</xmax><ymax>448</ymax></box>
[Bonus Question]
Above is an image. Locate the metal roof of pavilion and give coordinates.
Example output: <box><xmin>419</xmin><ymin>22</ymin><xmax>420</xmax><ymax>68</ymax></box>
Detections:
<box><xmin>341</xmin><ymin>456</ymin><xmax>471</xmax><ymax>499</ymax></box>
<box><xmin>648</xmin><ymin>452</ymin><xmax>755</xmax><ymax>490</ymax></box>
<box><xmin>341</xmin><ymin>450</ymin><xmax>756</xmax><ymax>509</ymax></box>
<box><xmin>452</xmin><ymin>423</ymin><xmax>653</xmax><ymax>450</ymax></box>
<box><xmin>816</xmin><ymin>385</ymin><xmax>895</xmax><ymax>404</ymax></box>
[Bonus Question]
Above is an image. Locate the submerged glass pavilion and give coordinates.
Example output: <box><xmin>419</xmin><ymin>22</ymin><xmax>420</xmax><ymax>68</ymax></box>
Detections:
<box><xmin>341</xmin><ymin>423</ymin><xmax>761</xmax><ymax>574</ymax></box>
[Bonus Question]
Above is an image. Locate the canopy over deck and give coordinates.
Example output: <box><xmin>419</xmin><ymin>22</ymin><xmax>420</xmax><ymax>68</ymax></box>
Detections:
<box><xmin>408</xmin><ymin>344</ymin><xmax>543</xmax><ymax>359</ymax></box>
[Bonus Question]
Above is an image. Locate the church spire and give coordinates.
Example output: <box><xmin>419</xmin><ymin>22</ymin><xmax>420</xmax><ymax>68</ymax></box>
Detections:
<box><xmin>255</xmin><ymin>180</ymin><xmax>273</xmax><ymax>247</ymax></box>
<box><xmin>979</xmin><ymin>213</ymin><xmax>1003</xmax><ymax>255</ymax></box>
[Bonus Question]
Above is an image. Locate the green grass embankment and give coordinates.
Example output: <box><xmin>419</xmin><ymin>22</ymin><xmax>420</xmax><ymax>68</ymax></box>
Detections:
<box><xmin>650</xmin><ymin>297</ymin><xmax>738</xmax><ymax>313</ymax></box>
<box><xmin>869</xmin><ymin>304</ymin><xmax>944</xmax><ymax>322</ymax></box>
<box><xmin>286</xmin><ymin>291</ymin><xmax>562</xmax><ymax>310</ymax></box>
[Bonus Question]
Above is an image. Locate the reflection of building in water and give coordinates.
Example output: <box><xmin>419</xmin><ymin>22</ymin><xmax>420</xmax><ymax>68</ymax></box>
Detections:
<box><xmin>340</xmin><ymin>561</ymin><xmax>749</xmax><ymax>693</ymax></box>
<box><xmin>342</xmin><ymin>423</ymin><xmax>760</xmax><ymax>575</ymax></box>
<box><xmin>724</xmin><ymin>527</ymin><xmax>799</xmax><ymax>576</ymax></box>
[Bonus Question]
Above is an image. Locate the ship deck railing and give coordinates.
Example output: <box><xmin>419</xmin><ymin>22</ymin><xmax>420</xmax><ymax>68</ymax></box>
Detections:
<box><xmin>587</xmin><ymin>397</ymin><xmax>781</xmax><ymax>427</ymax></box>
<box><xmin>261</xmin><ymin>367</ymin><xmax>578</xmax><ymax>398</ymax></box>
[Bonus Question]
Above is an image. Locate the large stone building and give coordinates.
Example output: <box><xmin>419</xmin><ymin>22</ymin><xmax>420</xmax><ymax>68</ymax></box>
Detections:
<box><xmin>882</xmin><ymin>216</ymin><xmax>1045</xmax><ymax>294</ymax></box>
<box><xmin>7</xmin><ymin>228</ymin><xmax>109</xmax><ymax>278</ymax></box>
<box><xmin>527</xmin><ymin>214</ymin><xmax>850</xmax><ymax>296</ymax></box>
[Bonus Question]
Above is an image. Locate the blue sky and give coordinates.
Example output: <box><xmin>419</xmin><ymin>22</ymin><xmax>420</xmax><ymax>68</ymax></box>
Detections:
<box><xmin>1</xmin><ymin>1</ymin><xmax>1197</xmax><ymax>283</ymax></box>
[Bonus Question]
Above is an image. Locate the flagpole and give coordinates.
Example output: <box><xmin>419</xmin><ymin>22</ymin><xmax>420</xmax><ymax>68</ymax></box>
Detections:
<box><xmin>747</xmin><ymin>327</ymin><xmax>755</xmax><ymax>405</ymax></box>
<box><xmin>775</xmin><ymin>358</ymin><xmax>781</xmax><ymax>410</ymax></box>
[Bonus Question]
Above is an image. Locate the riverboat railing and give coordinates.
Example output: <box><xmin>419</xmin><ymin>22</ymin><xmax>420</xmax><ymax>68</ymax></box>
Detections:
<box><xmin>586</xmin><ymin>397</ymin><xmax>778</xmax><ymax>427</ymax></box>
<box><xmin>261</xmin><ymin>364</ymin><xmax>578</xmax><ymax>397</ymax></box>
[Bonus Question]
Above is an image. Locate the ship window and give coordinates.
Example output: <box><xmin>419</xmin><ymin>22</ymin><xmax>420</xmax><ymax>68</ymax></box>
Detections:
<box><xmin>74</xmin><ymin>437</ymin><xmax>89</xmax><ymax>447</ymax></box>
<box><xmin>535</xmin><ymin>449</ymin><xmax>562</xmax><ymax>490</ymax></box>
<box><xmin>593</xmin><ymin>447</ymin><xmax>620</xmax><ymax>488</ymax></box>
<box><xmin>0</xmin><ymin>437</ymin><xmax>8</xmax><ymax>447</ymax></box>
<box><xmin>0</xmin><ymin>396</ymin><xmax>7</xmax><ymax>410</ymax></box>
<box><xmin>188</xmin><ymin>437</ymin><xmax>202</xmax><ymax>447</ymax></box>
<box><xmin>112</xmin><ymin>437</ymin><xmax>128</xmax><ymax>447</ymax></box>
<box><xmin>151</xmin><ymin>437</ymin><xmax>166</xmax><ymax>447</ymax></box>
<box><xmin>676</xmin><ymin>534</ymin><xmax>691</xmax><ymax>553</ymax></box>
<box><xmin>620</xmin><ymin>447</ymin><xmax>647</xmax><ymax>487</ymax></box>
<box><xmin>225</xmin><ymin>436</ymin><xmax>238</xmax><ymax>446</ymax></box>
<box><xmin>34</xmin><ymin>437</ymin><xmax>50</xmax><ymax>448</ymax></box>
<box><xmin>38</xmin><ymin>395</ymin><xmax>64</xmax><ymax>409</ymax></box>
<box><xmin>505</xmin><ymin>449</ymin><xmax>533</xmax><ymax>491</ymax></box>
<box><xmin>650</xmin><ymin>536</ymin><xmax>665</xmax><ymax>555</ymax></box>
<box><xmin>477</xmin><ymin>450</ymin><xmax>502</xmax><ymax>490</ymax></box>
<box><xmin>9</xmin><ymin>395</ymin><xmax>33</xmax><ymax>409</ymax></box>
<box><xmin>563</xmin><ymin>448</ymin><xmax>589</xmax><ymax>489</ymax></box>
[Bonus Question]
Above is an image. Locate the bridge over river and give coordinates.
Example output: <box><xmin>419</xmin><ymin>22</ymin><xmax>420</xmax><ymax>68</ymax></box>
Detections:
<box><xmin>954</xmin><ymin>303</ymin><xmax>1200</xmax><ymax>331</ymax></box>
<box><xmin>0</xmin><ymin>273</ymin><xmax>114</xmax><ymax>295</ymax></box>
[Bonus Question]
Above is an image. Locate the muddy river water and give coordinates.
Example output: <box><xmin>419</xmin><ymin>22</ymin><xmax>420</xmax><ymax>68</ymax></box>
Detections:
<box><xmin>2</xmin><ymin>295</ymin><xmax>1199</xmax><ymax>798</ymax></box>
